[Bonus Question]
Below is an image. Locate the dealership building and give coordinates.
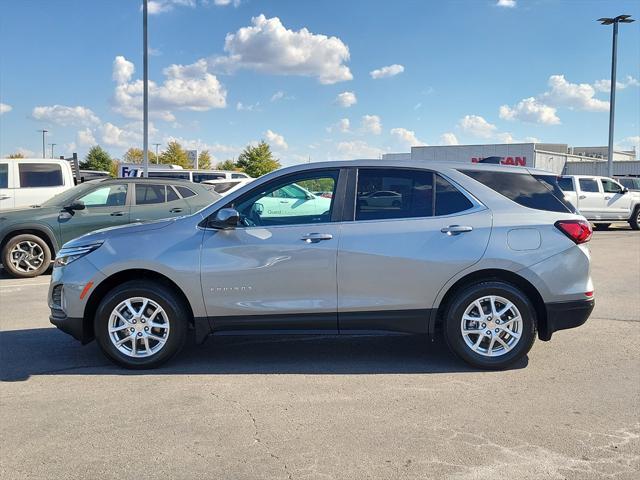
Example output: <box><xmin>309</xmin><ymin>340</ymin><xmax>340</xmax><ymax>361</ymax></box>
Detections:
<box><xmin>382</xmin><ymin>143</ymin><xmax>639</xmax><ymax>176</ymax></box>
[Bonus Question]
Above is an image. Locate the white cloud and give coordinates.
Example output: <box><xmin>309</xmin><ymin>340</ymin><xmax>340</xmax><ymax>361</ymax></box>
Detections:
<box><xmin>77</xmin><ymin>128</ymin><xmax>97</xmax><ymax>146</ymax></box>
<box><xmin>236</xmin><ymin>101</ymin><xmax>260</xmax><ymax>111</ymax></box>
<box><xmin>361</xmin><ymin>115</ymin><xmax>382</xmax><ymax>135</ymax></box>
<box><xmin>32</xmin><ymin>105</ymin><xmax>100</xmax><ymax>127</ymax></box>
<box><xmin>112</xmin><ymin>56</ymin><xmax>227</xmax><ymax>122</ymax></box>
<box><xmin>458</xmin><ymin>115</ymin><xmax>497</xmax><ymax>138</ymax></box>
<box><xmin>499</xmin><ymin>97</ymin><xmax>560</xmax><ymax>125</ymax></box>
<box><xmin>369</xmin><ymin>64</ymin><xmax>405</xmax><ymax>79</ymax></box>
<box><xmin>147</xmin><ymin>0</ymin><xmax>238</xmax><ymax>15</ymax></box>
<box><xmin>439</xmin><ymin>132</ymin><xmax>459</xmax><ymax>145</ymax></box>
<box><xmin>390</xmin><ymin>127</ymin><xmax>426</xmax><ymax>147</ymax></box>
<box><xmin>0</xmin><ymin>103</ymin><xmax>12</xmax><ymax>115</ymax></box>
<box><xmin>327</xmin><ymin>118</ymin><xmax>351</xmax><ymax>133</ymax></box>
<box><xmin>209</xmin><ymin>15</ymin><xmax>352</xmax><ymax>84</ymax></box>
<box><xmin>113</xmin><ymin>56</ymin><xmax>134</xmax><ymax>84</ymax></box>
<box><xmin>593</xmin><ymin>75</ymin><xmax>640</xmax><ymax>92</ymax></box>
<box><xmin>335</xmin><ymin>91</ymin><xmax>357</xmax><ymax>108</ymax></box>
<box><xmin>336</xmin><ymin>140</ymin><xmax>385</xmax><ymax>159</ymax></box>
<box><xmin>496</xmin><ymin>0</ymin><xmax>516</xmax><ymax>7</ymax></box>
<box><xmin>264</xmin><ymin>129</ymin><xmax>288</xmax><ymax>150</ymax></box>
<box><xmin>540</xmin><ymin>75</ymin><xmax>608</xmax><ymax>112</ymax></box>
<box><xmin>101</xmin><ymin>122</ymin><xmax>142</xmax><ymax>148</ymax></box>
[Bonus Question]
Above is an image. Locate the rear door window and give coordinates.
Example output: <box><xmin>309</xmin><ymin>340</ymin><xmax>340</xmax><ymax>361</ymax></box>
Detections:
<box><xmin>136</xmin><ymin>184</ymin><xmax>166</xmax><ymax>205</ymax></box>
<box><xmin>434</xmin><ymin>175</ymin><xmax>474</xmax><ymax>216</ymax></box>
<box><xmin>578</xmin><ymin>179</ymin><xmax>599</xmax><ymax>192</ymax></box>
<box><xmin>460</xmin><ymin>170</ymin><xmax>573</xmax><ymax>213</ymax></box>
<box><xmin>18</xmin><ymin>163</ymin><xmax>63</xmax><ymax>187</ymax></box>
<box><xmin>175</xmin><ymin>186</ymin><xmax>196</xmax><ymax>198</ymax></box>
<box><xmin>167</xmin><ymin>186</ymin><xmax>180</xmax><ymax>202</ymax></box>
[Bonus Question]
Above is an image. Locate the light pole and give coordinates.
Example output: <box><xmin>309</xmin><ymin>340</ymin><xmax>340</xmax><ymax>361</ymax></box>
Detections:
<box><xmin>48</xmin><ymin>143</ymin><xmax>56</xmax><ymax>159</ymax></box>
<box><xmin>153</xmin><ymin>143</ymin><xmax>161</xmax><ymax>163</ymax></box>
<box><xmin>597</xmin><ymin>14</ymin><xmax>635</xmax><ymax>178</ymax></box>
<box><xmin>142</xmin><ymin>0</ymin><xmax>149</xmax><ymax>177</ymax></box>
<box><xmin>37</xmin><ymin>130</ymin><xmax>48</xmax><ymax>158</ymax></box>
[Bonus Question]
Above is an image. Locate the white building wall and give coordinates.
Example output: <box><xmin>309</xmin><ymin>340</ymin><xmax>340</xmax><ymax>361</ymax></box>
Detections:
<box><xmin>411</xmin><ymin>144</ymin><xmax>536</xmax><ymax>166</ymax></box>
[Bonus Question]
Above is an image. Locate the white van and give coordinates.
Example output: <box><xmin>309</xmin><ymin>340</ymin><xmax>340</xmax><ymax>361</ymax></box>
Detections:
<box><xmin>118</xmin><ymin>163</ymin><xmax>251</xmax><ymax>183</ymax></box>
<box><xmin>0</xmin><ymin>158</ymin><xmax>75</xmax><ymax>210</ymax></box>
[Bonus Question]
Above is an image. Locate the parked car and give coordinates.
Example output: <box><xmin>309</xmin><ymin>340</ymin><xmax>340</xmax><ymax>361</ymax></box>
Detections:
<box><xmin>201</xmin><ymin>177</ymin><xmax>254</xmax><ymax>195</ymax></box>
<box><xmin>0</xmin><ymin>158</ymin><xmax>75</xmax><ymax>209</ymax></box>
<box><xmin>0</xmin><ymin>178</ymin><xmax>219</xmax><ymax>278</ymax></box>
<box><xmin>49</xmin><ymin>161</ymin><xmax>594</xmax><ymax>370</ymax></box>
<box><xmin>558</xmin><ymin>175</ymin><xmax>640</xmax><ymax>230</ymax></box>
<box><xmin>119</xmin><ymin>164</ymin><xmax>251</xmax><ymax>183</ymax></box>
<box><xmin>614</xmin><ymin>176</ymin><xmax>640</xmax><ymax>192</ymax></box>
<box><xmin>359</xmin><ymin>190</ymin><xmax>403</xmax><ymax>208</ymax></box>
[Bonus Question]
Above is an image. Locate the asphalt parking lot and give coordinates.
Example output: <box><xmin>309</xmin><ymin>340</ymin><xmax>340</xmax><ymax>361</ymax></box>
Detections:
<box><xmin>1</xmin><ymin>227</ymin><xmax>639</xmax><ymax>480</ymax></box>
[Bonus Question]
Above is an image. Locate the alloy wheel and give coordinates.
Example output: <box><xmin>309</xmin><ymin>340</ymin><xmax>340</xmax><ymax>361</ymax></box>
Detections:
<box><xmin>9</xmin><ymin>241</ymin><xmax>45</xmax><ymax>273</ymax></box>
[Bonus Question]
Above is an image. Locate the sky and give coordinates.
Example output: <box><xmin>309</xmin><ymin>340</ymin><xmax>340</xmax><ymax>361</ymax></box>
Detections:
<box><xmin>1</xmin><ymin>0</ymin><xmax>639</xmax><ymax>165</ymax></box>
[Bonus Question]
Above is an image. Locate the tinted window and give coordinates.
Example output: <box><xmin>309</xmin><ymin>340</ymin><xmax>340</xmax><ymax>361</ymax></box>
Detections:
<box><xmin>0</xmin><ymin>164</ymin><xmax>7</xmax><ymax>188</ymax></box>
<box><xmin>175</xmin><ymin>186</ymin><xmax>196</xmax><ymax>198</ymax></box>
<box><xmin>210</xmin><ymin>181</ymin><xmax>241</xmax><ymax>193</ymax></box>
<box><xmin>193</xmin><ymin>172</ymin><xmax>226</xmax><ymax>183</ymax></box>
<box><xmin>357</xmin><ymin>169</ymin><xmax>433</xmax><ymax>221</ymax></box>
<box><xmin>461</xmin><ymin>170</ymin><xmax>572</xmax><ymax>213</ymax></box>
<box><xmin>232</xmin><ymin>173</ymin><xmax>247</xmax><ymax>179</ymax></box>
<box><xmin>557</xmin><ymin>177</ymin><xmax>574</xmax><ymax>191</ymax></box>
<box><xmin>78</xmin><ymin>184</ymin><xmax>128</xmax><ymax>207</ymax></box>
<box><xmin>136</xmin><ymin>184</ymin><xmax>166</xmax><ymax>205</ymax></box>
<box><xmin>601</xmin><ymin>179</ymin><xmax>623</xmax><ymax>194</ymax></box>
<box><xmin>148</xmin><ymin>171</ymin><xmax>190</xmax><ymax>180</ymax></box>
<box><xmin>579</xmin><ymin>179</ymin><xmax>599</xmax><ymax>193</ymax></box>
<box><xmin>233</xmin><ymin>171</ymin><xmax>338</xmax><ymax>226</ymax></box>
<box><xmin>167</xmin><ymin>186</ymin><xmax>180</xmax><ymax>202</ymax></box>
<box><xmin>19</xmin><ymin>163</ymin><xmax>63</xmax><ymax>187</ymax></box>
<box><xmin>435</xmin><ymin>175</ymin><xmax>474</xmax><ymax>215</ymax></box>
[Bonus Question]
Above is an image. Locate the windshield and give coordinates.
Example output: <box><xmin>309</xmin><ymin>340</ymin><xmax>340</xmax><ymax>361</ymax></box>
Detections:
<box><xmin>40</xmin><ymin>181</ymin><xmax>102</xmax><ymax>207</ymax></box>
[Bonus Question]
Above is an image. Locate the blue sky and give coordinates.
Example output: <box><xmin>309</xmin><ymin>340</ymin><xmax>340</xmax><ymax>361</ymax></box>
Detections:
<box><xmin>1</xmin><ymin>0</ymin><xmax>639</xmax><ymax>164</ymax></box>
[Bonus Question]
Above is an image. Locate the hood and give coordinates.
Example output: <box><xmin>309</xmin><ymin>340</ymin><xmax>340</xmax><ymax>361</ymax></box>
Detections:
<box><xmin>0</xmin><ymin>205</ymin><xmax>61</xmax><ymax>224</ymax></box>
<box><xmin>64</xmin><ymin>218</ymin><xmax>176</xmax><ymax>247</ymax></box>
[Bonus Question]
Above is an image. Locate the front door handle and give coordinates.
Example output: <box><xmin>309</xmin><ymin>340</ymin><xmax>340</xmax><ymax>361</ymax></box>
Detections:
<box><xmin>604</xmin><ymin>196</ymin><xmax>611</xmax><ymax>200</ymax></box>
<box><xmin>0</xmin><ymin>195</ymin><xmax>10</xmax><ymax>200</ymax></box>
<box><xmin>110</xmin><ymin>211</ymin><xmax>126</xmax><ymax>216</ymax></box>
<box><xmin>301</xmin><ymin>233</ymin><xmax>333</xmax><ymax>243</ymax></box>
<box><xmin>441</xmin><ymin>225</ymin><xmax>473</xmax><ymax>236</ymax></box>
<box><xmin>579</xmin><ymin>195</ymin><xmax>587</xmax><ymax>200</ymax></box>
<box><xmin>170</xmin><ymin>208</ymin><xmax>183</xmax><ymax>213</ymax></box>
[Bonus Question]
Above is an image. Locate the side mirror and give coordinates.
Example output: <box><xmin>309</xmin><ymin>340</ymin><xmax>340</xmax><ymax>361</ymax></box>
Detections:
<box><xmin>622</xmin><ymin>188</ymin><xmax>629</xmax><ymax>194</ymax></box>
<box><xmin>210</xmin><ymin>208</ymin><xmax>239</xmax><ymax>229</ymax></box>
<box><xmin>64</xmin><ymin>200</ymin><xmax>85</xmax><ymax>211</ymax></box>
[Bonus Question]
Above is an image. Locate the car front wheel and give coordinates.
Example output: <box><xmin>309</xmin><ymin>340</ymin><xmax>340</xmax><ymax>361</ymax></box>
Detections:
<box><xmin>629</xmin><ymin>206</ymin><xmax>640</xmax><ymax>230</ymax></box>
<box><xmin>443</xmin><ymin>281</ymin><xmax>536</xmax><ymax>369</ymax></box>
<box><xmin>94</xmin><ymin>281</ymin><xmax>188</xmax><ymax>369</ymax></box>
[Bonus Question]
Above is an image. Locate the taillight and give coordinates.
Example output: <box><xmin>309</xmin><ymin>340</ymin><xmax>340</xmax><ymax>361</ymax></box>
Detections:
<box><xmin>554</xmin><ymin>220</ymin><xmax>592</xmax><ymax>244</ymax></box>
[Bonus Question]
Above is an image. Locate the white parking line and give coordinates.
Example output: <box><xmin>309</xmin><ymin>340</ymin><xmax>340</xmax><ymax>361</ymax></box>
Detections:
<box><xmin>0</xmin><ymin>282</ymin><xmax>50</xmax><ymax>288</ymax></box>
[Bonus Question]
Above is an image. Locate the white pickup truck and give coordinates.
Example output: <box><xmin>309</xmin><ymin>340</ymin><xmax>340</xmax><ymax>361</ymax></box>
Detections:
<box><xmin>558</xmin><ymin>175</ymin><xmax>640</xmax><ymax>230</ymax></box>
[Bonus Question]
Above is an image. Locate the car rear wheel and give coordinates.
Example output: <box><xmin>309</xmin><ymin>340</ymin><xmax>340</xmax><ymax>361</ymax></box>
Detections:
<box><xmin>629</xmin><ymin>206</ymin><xmax>640</xmax><ymax>230</ymax></box>
<box><xmin>443</xmin><ymin>281</ymin><xmax>536</xmax><ymax>370</ymax></box>
<box><xmin>94</xmin><ymin>281</ymin><xmax>188</xmax><ymax>369</ymax></box>
<box><xmin>1</xmin><ymin>233</ymin><xmax>51</xmax><ymax>278</ymax></box>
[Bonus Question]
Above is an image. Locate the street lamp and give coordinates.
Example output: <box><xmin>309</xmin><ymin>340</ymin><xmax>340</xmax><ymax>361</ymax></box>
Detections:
<box><xmin>153</xmin><ymin>143</ymin><xmax>161</xmax><ymax>163</ymax></box>
<box><xmin>48</xmin><ymin>143</ymin><xmax>56</xmax><ymax>159</ymax></box>
<box><xmin>142</xmin><ymin>0</ymin><xmax>149</xmax><ymax>177</ymax></box>
<box><xmin>597</xmin><ymin>14</ymin><xmax>635</xmax><ymax>178</ymax></box>
<box><xmin>37</xmin><ymin>130</ymin><xmax>48</xmax><ymax>158</ymax></box>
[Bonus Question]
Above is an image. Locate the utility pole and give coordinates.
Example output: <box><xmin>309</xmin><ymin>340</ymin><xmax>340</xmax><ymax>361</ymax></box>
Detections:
<box><xmin>49</xmin><ymin>143</ymin><xmax>56</xmax><ymax>159</ymax></box>
<box><xmin>142</xmin><ymin>0</ymin><xmax>149</xmax><ymax>177</ymax></box>
<box><xmin>153</xmin><ymin>143</ymin><xmax>161</xmax><ymax>163</ymax></box>
<box><xmin>38</xmin><ymin>130</ymin><xmax>48</xmax><ymax>158</ymax></box>
<box><xmin>598</xmin><ymin>14</ymin><xmax>635</xmax><ymax>178</ymax></box>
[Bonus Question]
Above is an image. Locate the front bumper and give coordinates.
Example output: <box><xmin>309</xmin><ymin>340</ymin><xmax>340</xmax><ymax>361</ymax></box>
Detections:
<box><xmin>540</xmin><ymin>298</ymin><xmax>594</xmax><ymax>341</ymax></box>
<box><xmin>49</xmin><ymin>311</ymin><xmax>90</xmax><ymax>344</ymax></box>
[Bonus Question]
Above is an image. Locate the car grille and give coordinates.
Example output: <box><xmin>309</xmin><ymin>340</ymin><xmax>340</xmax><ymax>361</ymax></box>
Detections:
<box><xmin>51</xmin><ymin>285</ymin><xmax>63</xmax><ymax>310</ymax></box>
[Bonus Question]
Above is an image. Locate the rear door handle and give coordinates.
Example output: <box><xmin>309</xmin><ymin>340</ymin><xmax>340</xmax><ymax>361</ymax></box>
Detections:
<box><xmin>0</xmin><ymin>195</ymin><xmax>10</xmax><ymax>200</ymax></box>
<box><xmin>604</xmin><ymin>196</ymin><xmax>611</xmax><ymax>200</ymax></box>
<box><xmin>441</xmin><ymin>225</ymin><xmax>473</xmax><ymax>236</ymax></box>
<box><xmin>301</xmin><ymin>233</ymin><xmax>333</xmax><ymax>243</ymax></box>
<box><xmin>110</xmin><ymin>211</ymin><xmax>126</xmax><ymax>216</ymax></box>
<box><xmin>579</xmin><ymin>195</ymin><xmax>587</xmax><ymax>199</ymax></box>
<box><xmin>170</xmin><ymin>208</ymin><xmax>183</xmax><ymax>213</ymax></box>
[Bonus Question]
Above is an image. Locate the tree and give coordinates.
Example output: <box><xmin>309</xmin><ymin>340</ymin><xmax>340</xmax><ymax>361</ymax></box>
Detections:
<box><xmin>6</xmin><ymin>152</ymin><xmax>25</xmax><ymax>158</ymax></box>
<box><xmin>197</xmin><ymin>150</ymin><xmax>212</xmax><ymax>169</ymax></box>
<box><xmin>80</xmin><ymin>146</ymin><xmax>113</xmax><ymax>172</ymax></box>
<box><xmin>123</xmin><ymin>147</ymin><xmax>157</xmax><ymax>164</ymax></box>
<box><xmin>159</xmin><ymin>141</ymin><xmax>190</xmax><ymax>168</ymax></box>
<box><xmin>236</xmin><ymin>141</ymin><xmax>281</xmax><ymax>178</ymax></box>
<box><xmin>216</xmin><ymin>159</ymin><xmax>238</xmax><ymax>171</ymax></box>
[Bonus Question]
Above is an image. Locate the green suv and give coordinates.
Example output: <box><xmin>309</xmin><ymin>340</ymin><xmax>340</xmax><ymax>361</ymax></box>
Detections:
<box><xmin>0</xmin><ymin>178</ymin><xmax>219</xmax><ymax>278</ymax></box>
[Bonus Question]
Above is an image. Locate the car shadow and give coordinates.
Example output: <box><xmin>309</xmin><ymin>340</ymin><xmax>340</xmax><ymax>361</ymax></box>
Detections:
<box><xmin>0</xmin><ymin>327</ymin><xmax>528</xmax><ymax>381</ymax></box>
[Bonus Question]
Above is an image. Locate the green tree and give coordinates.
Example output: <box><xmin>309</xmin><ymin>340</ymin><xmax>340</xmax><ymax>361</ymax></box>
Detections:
<box><xmin>216</xmin><ymin>159</ymin><xmax>238</xmax><ymax>171</ymax></box>
<box><xmin>159</xmin><ymin>141</ymin><xmax>190</xmax><ymax>168</ymax></box>
<box><xmin>197</xmin><ymin>150</ymin><xmax>212</xmax><ymax>169</ymax></box>
<box><xmin>6</xmin><ymin>152</ymin><xmax>25</xmax><ymax>158</ymax></box>
<box><xmin>236</xmin><ymin>141</ymin><xmax>281</xmax><ymax>178</ymax></box>
<box><xmin>123</xmin><ymin>147</ymin><xmax>157</xmax><ymax>164</ymax></box>
<box><xmin>80</xmin><ymin>146</ymin><xmax>113</xmax><ymax>172</ymax></box>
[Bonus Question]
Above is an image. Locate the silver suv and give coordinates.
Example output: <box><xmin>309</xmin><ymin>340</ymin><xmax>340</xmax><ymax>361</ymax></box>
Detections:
<box><xmin>48</xmin><ymin>161</ymin><xmax>594</xmax><ymax>370</ymax></box>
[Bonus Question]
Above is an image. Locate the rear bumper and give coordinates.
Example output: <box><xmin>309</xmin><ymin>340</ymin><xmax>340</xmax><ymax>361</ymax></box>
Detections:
<box><xmin>540</xmin><ymin>299</ymin><xmax>594</xmax><ymax>341</ymax></box>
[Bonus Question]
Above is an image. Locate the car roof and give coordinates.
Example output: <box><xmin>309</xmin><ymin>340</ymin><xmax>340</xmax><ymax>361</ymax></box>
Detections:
<box><xmin>95</xmin><ymin>177</ymin><xmax>202</xmax><ymax>186</ymax></box>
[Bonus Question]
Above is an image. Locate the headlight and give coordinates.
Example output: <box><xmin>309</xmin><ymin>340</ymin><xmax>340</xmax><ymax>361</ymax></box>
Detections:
<box><xmin>54</xmin><ymin>242</ymin><xmax>104</xmax><ymax>267</ymax></box>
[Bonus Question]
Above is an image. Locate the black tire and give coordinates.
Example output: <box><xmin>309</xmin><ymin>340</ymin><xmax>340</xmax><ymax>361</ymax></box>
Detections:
<box><xmin>443</xmin><ymin>281</ymin><xmax>537</xmax><ymax>370</ymax></box>
<box><xmin>94</xmin><ymin>280</ymin><xmax>188</xmax><ymax>369</ymax></box>
<box><xmin>629</xmin><ymin>206</ymin><xmax>640</xmax><ymax>230</ymax></box>
<box><xmin>1</xmin><ymin>233</ymin><xmax>51</xmax><ymax>278</ymax></box>
<box><xmin>593</xmin><ymin>223</ymin><xmax>611</xmax><ymax>231</ymax></box>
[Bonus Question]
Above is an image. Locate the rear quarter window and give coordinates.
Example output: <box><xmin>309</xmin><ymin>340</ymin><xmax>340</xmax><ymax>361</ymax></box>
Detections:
<box><xmin>460</xmin><ymin>170</ymin><xmax>573</xmax><ymax>213</ymax></box>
